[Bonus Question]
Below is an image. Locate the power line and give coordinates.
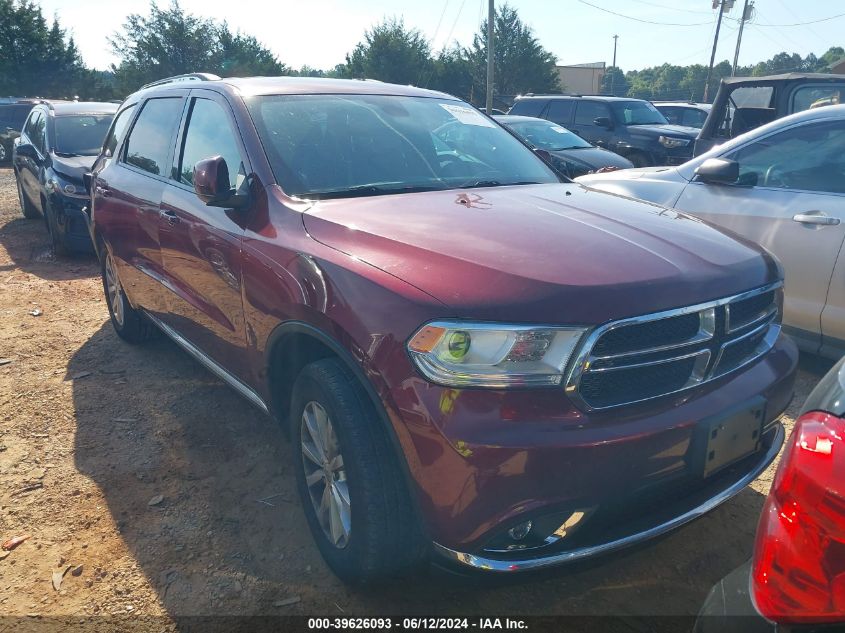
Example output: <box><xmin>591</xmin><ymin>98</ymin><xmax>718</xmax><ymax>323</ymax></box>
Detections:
<box><xmin>576</xmin><ymin>0</ymin><xmax>713</xmax><ymax>26</ymax></box>
<box><xmin>626</xmin><ymin>0</ymin><xmax>715</xmax><ymax>16</ymax></box>
<box><xmin>754</xmin><ymin>12</ymin><xmax>845</xmax><ymax>27</ymax></box>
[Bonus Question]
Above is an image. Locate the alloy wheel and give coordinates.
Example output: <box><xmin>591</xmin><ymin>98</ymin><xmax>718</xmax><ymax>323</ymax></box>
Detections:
<box><xmin>300</xmin><ymin>400</ymin><xmax>351</xmax><ymax>548</ymax></box>
<box><xmin>104</xmin><ymin>253</ymin><xmax>124</xmax><ymax>327</ymax></box>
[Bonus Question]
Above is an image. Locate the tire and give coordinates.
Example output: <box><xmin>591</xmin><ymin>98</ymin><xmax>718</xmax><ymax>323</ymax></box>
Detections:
<box><xmin>290</xmin><ymin>358</ymin><xmax>424</xmax><ymax>583</ymax></box>
<box><xmin>15</xmin><ymin>173</ymin><xmax>40</xmax><ymax>219</ymax></box>
<box><xmin>628</xmin><ymin>151</ymin><xmax>651</xmax><ymax>168</ymax></box>
<box><xmin>101</xmin><ymin>248</ymin><xmax>155</xmax><ymax>345</ymax></box>
<box><xmin>43</xmin><ymin>197</ymin><xmax>69</xmax><ymax>257</ymax></box>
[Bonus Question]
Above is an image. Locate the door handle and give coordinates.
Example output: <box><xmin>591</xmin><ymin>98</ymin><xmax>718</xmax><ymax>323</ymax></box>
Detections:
<box><xmin>793</xmin><ymin>213</ymin><xmax>840</xmax><ymax>226</ymax></box>
<box><xmin>159</xmin><ymin>209</ymin><xmax>180</xmax><ymax>224</ymax></box>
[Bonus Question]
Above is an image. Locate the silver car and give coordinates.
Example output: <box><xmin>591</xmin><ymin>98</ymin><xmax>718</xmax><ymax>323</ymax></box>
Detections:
<box><xmin>578</xmin><ymin>104</ymin><xmax>845</xmax><ymax>358</ymax></box>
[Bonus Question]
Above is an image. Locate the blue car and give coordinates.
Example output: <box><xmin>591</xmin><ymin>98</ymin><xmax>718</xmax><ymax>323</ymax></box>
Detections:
<box><xmin>13</xmin><ymin>101</ymin><xmax>116</xmax><ymax>255</ymax></box>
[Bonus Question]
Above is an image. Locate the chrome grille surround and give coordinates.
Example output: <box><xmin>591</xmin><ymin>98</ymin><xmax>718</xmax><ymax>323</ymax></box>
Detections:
<box><xmin>565</xmin><ymin>283</ymin><xmax>783</xmax><ymax>411</ymax></box>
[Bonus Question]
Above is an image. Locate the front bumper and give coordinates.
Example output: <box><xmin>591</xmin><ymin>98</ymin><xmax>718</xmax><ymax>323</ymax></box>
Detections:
<box><xmin>393</xmin><ymin>334</ymin><xmax>797</xmax><ymax>570</ymax></box>
<box><xmin>50</xmin><ymin>193</ymin><xmax>94</xmax><ymax>253</ymax></box>
<box><xmin>434</xmin><ymin>425</ymin><xmax>783</xmax><ymax>572</ymax></box>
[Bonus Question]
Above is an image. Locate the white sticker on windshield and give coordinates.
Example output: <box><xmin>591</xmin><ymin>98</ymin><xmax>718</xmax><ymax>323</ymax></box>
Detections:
<box><xmin>550</xmin><ymin>125</ymin><xmax>567</xmax><ymax>133</ymax></box>
<box><xmin>439</xmin><ymin>103</ymin><xmax>496</xmax><ymax>127</ymax></box>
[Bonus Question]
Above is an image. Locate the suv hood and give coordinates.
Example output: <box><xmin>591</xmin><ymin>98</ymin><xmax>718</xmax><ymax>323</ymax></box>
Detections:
<box><xmin>301</xmin><ymin>183</ymin><xmax>779</xmax><ymax>324</ymax></box>
<box><xmin>51</xmin><ymin>154</ymin><xmax>96</xmax><ymax>183</ymax></box>
<box><xmin>627</xmin><ymin>123</ymin><xmax>699</xmax><ymax>138</ymax></box>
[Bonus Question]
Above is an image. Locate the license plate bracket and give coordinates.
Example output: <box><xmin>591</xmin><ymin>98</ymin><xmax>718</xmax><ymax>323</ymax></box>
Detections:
<box><xmin>693</xmin><ymin>396</ymin><xmax>766</xmax><ymax>478</ymax></box>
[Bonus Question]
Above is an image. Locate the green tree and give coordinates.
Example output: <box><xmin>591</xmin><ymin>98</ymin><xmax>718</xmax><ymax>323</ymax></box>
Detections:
<box><xmin>110</xmin><ymin>0</ymin><xmax>287</xmax><ymax>95</ymax></box>
<box><xmin>0</xmin><ymin>0</ymin><xmax>87</xmax><ymax>97</ymax></box>
<box><xmin>341</xmin><ymin>18</ymin><xmax>433</xmax><ymax>85</ymax></box>
<box><xmin>601</xmin><ymin>67</ymin><xmax>627</xmax><ymax>97</ymax></box>
<box><xmin>465</xmin><ymin>4</ymin><xmax>559</xmax><ymax>103</ymax></box>
<box><xmin>428</xmin><ymin>45</ymin><xmax>473</xmax><ymax>99</ymax></box>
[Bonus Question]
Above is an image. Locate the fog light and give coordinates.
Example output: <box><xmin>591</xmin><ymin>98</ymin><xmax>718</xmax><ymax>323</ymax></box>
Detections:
<box><xmin>508</xmin><ymin>520</ymin><xmax>532</xmax><ymax>541</ymax></box>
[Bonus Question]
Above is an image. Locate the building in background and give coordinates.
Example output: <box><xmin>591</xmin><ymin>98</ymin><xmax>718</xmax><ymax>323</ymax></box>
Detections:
<box><xmin>556</xmin><ymin>62</ymin><xmax>606</xmax><ymax>95</ymax></box>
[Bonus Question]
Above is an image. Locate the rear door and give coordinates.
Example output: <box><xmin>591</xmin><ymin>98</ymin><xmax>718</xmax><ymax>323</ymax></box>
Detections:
<box><xmin>93</xmin><ymin>95</ymin><xmax>186</xmax><ymax>317</ymax></box>
<box><xmin>157</xmin><ymin>91</ymin><xmax>251</xmax><ymax>379</ymax></box>
<box><xmin>570</xmin><ymin>100</ymin><xmax>612</xmax><ymax>147</ymax></box>
<box><xmin>675</xmin><ymin>117</ymin><xmax>845</xmax><ymax>351</ymax></box>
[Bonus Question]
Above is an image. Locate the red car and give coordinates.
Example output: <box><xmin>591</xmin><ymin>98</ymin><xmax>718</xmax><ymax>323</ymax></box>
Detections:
<box><xmin>87</xmin><ymin>73</ymin><xmax>797</xmax><ymax>582</ymax></box>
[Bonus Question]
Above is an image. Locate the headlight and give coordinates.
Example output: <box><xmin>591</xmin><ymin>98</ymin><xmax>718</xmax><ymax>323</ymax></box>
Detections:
<box><xmin>658</xmin><ymin>135</ymin><xmax>690</xmax><ymax>149</ymax></box>
<box><xmin>407</xmin><ymin>321</ymin><xmax>586</xmax><ymax>388</ymax></box>
<box><xmin>47</xmin><ymin>177</ymin><xmax>82</xmax><ymax>196</ymax></box>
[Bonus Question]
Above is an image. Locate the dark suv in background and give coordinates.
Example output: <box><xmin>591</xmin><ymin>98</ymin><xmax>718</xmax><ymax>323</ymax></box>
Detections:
<box><xmin>13</xmin><ymin>101</ymin><xmax>116</xmax><ymax>254</ymax></box>
<box><xmin>89</xmin><ymin>73</ymin><xmax>796</xmax><ymax>583</ymax></box>
<box><xmin>0</xmin><ymin>99</ymin><xmax>37</xmax><ymax>163</ymax></box>
<box><xmin>509</xmin><ymin>95</ymin><xmax>700</xmax><ymax>167</ymax></box>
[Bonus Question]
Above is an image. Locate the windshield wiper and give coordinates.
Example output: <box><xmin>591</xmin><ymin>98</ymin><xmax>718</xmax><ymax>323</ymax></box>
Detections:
<box><xmin>301</xmin><ymin>183</ymin><xmax>443</xmax><ymax>200</ymax></box>
<box><xmin>457</xmin><ymin>180</ymin><xmax>541</xmax><ymax>189</ymax></box>
<box><xmin>53</xmin><ymin>151</ymin><xmax>81</xmax><ymax>157</ymax></box>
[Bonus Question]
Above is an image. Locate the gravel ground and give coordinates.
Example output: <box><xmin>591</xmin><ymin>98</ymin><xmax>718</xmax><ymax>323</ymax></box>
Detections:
<box><xmin>0</xmin><ymin>165</ymin><xmax>834</xmax><ymax>630</ymax></box>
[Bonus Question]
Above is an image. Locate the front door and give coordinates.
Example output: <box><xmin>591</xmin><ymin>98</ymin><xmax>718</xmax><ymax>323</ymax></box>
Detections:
<box><xmin>570</xmin><ymin>101</ymin><xmax>613</xmax><ymax>148</ymax></box>
<box><xmin>158</xmin><ymin>92</ymin><xmax>251</xmax><ymax>380</ymax></box>
<box><xmin>676</xmin><ymin>118</ymin><xmax>845</xmax><ymax>351</ymax></box>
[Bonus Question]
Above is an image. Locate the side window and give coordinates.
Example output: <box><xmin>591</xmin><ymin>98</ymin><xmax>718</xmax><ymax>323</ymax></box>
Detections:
<box><xmin>724</xmin><ymin>120</ymin><xmax>845</xmax><ymax>194</ymax></box>
<box><xmin>793</xmin><ymin>86</ymin><xmax>844</xmax><ymax>113</ymax></box>
<box><xmin>573</xmin><ymin>101</ymin><xmax>609</xmax><ymax>126</ymax></box>
<box><xmin>661</xmin><ymin>107</ymin><xmax>681</xmax><ymax>125</ymax></box>
<box><xmin>682</xmin><ymin>109</ymin><xmax>708</xmax><ymax>128</ymax></box>
<box><xmin>177</xmin><ymin>98</ymin><xmax>245</xmax><ymax>189</ymax></box>
<box><xmin>31</xmin><ymin>111</ymin><xmax>47</xmax><ymax>153</ymax></box>
<box><xmin>123</xmin><ymin>98</ymin><xmax>183</xmax><ymax>176</ymax></box>
<box><xmin>546</xmin><ymin>100</ymin><xmax>574</xmax><ymax>125</ymax></box>
<box><xmin>23</xmin><ymin>110</ymin><xmax>41</xmax><ymax>139</ymax></box>
<box><xmin>509</xmin><ymin>99</ymin><xmax>546</xmax><ymax>117</ymax></box>
<box><xmin>103</xmin><ymin>104</ymin><xmax>136</xmax><ymax>158</ymax></box>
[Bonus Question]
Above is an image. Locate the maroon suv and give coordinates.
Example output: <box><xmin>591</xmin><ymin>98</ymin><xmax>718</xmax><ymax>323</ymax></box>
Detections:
<box><xmin>87</xmin><ymin>73</ymin><xmax>798</xmax><ymax>582</ymax></box>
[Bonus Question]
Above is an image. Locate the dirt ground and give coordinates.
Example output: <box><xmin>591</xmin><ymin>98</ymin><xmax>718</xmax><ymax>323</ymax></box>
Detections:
<box><xmin>0</xmin><ymin>165</ymin><xmax>833</xmax><ymax>630</ymax></box>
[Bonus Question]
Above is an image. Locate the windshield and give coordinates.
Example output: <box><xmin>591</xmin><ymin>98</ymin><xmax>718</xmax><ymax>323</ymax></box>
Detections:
<box><xmin>54</xmin><ymin>114</ymin><xmax>115</xmax><ymax>156</ymax></box>
<box><xmin>245</xmin><ymin>94</ymin><xmax>560</xmax><ymax>199</ymax></box>
<box><xmin>611</xmin><ymin>101</ymin><xmax>668</xmax><ymax>126</ymax></box>
<box><xmin>505</xmin><ymin>120</ymin><xmax>591</xmax><ymax>150</ymax></box>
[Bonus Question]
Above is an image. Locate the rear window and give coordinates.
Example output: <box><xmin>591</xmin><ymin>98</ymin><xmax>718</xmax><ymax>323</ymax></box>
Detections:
<box><xmin>546</xmin><ymin>100</ymin><xmax>574</xmax><ymax>125</ymax></box>
<box><xmin>54</xmin><ymin>114</ymin><xmax>115</xmax><ymax>156</ymax></box>
<box><xmin>0</xmin><ymin>105</ymin><xmax>34</xmax><ymax>131</ymax></box>
<box><xmin>509</xmin><ymin>99</ymin><xmax>546</xmax><ymax>117</ymax></box>
<box><xmin>124</xmin><ymin>98</ymin><xmax>183</xmax><ymax>176</ymax></box>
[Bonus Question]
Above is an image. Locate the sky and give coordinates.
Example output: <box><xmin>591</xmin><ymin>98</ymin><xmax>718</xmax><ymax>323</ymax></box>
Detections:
<box><xmin>35</xmin><ymin>0</ymin><xmax>845</xmax><ymax>73</ymax></box>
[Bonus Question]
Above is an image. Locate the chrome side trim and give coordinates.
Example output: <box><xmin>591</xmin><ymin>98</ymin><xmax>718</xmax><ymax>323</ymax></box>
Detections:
<box><xmin>432</xmin><ymin>424</ymin><xmax>784</xmax><ymax>573</ymax></box>
<box><xmin>143</xmin><ymin>311</ymin><xmax>270</xmax><ymax>415</ymax></box>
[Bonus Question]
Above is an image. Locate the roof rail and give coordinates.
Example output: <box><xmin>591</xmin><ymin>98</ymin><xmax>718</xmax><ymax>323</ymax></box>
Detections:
<box><xmin>139</xmin><ymin>73</ymin><xmax>221</xmax><ymax>91</ymax></box>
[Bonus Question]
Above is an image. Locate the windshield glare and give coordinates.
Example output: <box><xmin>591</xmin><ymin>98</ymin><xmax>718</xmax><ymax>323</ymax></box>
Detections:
<box><xmin>246</xmin><ymin>94</ymin><xmax>560</xmax><ymax>198</ymax></box>
<box><xmin>507</xmin><ymin>120</ymin><xmax>591</xmax><ymax>150</ymax></box>
<box><xmin>612</xmin><ymin>101</ymin><xmax>668</xmax><ymax>126</ymax></box>
<box><xmin>54</xmin><ymin>114</ymin><xmax>114</xmax><ymax>156</ymax></box>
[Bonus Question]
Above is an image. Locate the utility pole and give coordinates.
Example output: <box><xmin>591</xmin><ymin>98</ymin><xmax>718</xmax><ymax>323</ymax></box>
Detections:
<box><xmin>704</xmin><ymin>0</ymin><xmax>727</xmax><ymax>102</ymax></box>
<box><xmin>732</xmin><ymin>0</ymin><xmax>753</xmax><ymax>76</ymax></box>
<box><xmin>486</xmin><ymin>0</ymin><xmax>494</xmax><ymax>114</ymax></box>
<box><xmin>610</xmin><ymin>34</ymin><xmax>618</xmax><ymax>95</ymax></box>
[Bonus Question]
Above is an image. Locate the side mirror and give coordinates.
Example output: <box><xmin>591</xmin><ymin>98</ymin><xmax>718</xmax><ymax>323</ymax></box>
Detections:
<box><xmin>15</xmin><ymin>143</ymin><xmax>38</xmax><ymax>160</ymax></box>
<box><xmin>694</xmin><ymin>157</ymin><xmax>739</xmax><ymax>184</ymax></box>
<box><xmin>193</xmin><ymin>156</ymin><xmax>248</xmax><ymax>208</ymax></box>
<box><xmin>533</xmin><ymin>148</ymin><xmax>552</xmax><ymax>162</ymax></box>
<box><xmin>594</xmin><ymin>117</ymin><xmax>613</xmax><ymax>129</ymax></box>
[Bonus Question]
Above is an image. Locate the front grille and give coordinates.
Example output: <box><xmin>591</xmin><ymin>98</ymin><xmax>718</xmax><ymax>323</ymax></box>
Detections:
<box><xmin>569</xmin><ymin>284</ymin><xmax>782</xmax><ymax>410</ymax></box>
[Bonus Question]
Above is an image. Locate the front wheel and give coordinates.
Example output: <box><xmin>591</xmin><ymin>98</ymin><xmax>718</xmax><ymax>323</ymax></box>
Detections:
<box><xmin>290</xmin><ymin>358</ymin><xmax>424</xmax><ymax>583</ymax></box>
<box><xmin>101</xmin><ymin>249</ymin><xmax>155</xmax><ymax>344</ymax></box>
<box><xmin>43</xmin><ymin>198</ymin><xmax>68</xmax><ymax>256</ymax></box>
